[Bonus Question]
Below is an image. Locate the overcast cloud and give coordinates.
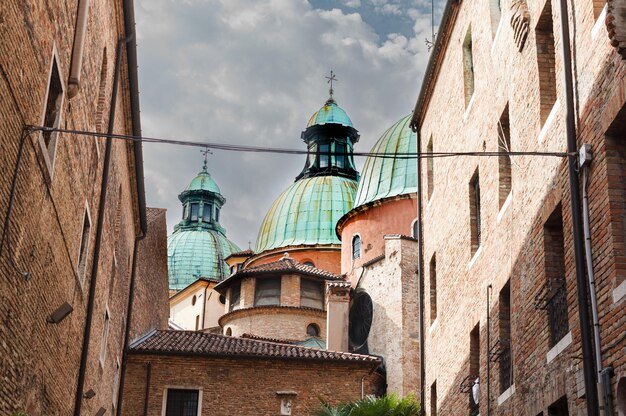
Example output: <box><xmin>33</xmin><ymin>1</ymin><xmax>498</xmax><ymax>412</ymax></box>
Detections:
<box><xmin>136</xmin><ymin>0</ymin><xmax>443</xmax><ymax>249</ymax></box>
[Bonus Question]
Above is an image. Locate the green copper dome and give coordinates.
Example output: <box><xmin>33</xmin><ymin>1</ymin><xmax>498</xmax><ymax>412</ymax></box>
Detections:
<box><xmin>354</xmin><ymin>114</ymin><xmax>417</xmax><ymax>207</ymax></box>
<box><xmin>167</xmin><ymin>167</ymin><xmax>240</xmax><ymax>291</ymax></box>
<box><xmin>307</xmin><ymin>99</ymin><xmax>353</xmax><ymax>128</ymax></box>
<box><xmin>256</xmin><ymin>176</ymin><xmax>358</xmax><ymax>252</ymax></box>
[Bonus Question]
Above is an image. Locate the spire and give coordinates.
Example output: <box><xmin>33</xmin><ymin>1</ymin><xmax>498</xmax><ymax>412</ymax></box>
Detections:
<box><xmin>325</xmin><ymin>70</ymin><xmax>337</xmax><ymax>104</ymax></box>
<box><xmin>200</xmin><ymin>147</ymin><xmax>212</xmax><ymax>172</ymax></box>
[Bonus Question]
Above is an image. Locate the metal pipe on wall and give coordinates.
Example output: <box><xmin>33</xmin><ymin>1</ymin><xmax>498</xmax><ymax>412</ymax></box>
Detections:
<box><xmin>486</xmin><ymin>284</ymin><xmax>492</xmax><ymax>416</ymax></box>
<box><xmin>415</xmin><ymin>130</ymin><xmax>426</xmax><ymax>416</ymax></box>
<box><xmin>67</xmin><ymin>0</ymin><xmax>91</xmax><ymax>98</ymax></box>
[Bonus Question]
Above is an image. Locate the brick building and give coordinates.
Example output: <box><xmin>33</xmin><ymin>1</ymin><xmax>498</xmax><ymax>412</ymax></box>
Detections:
<box><xmin>0</xmin><ymin>1</ymin><xmax>168</xmax><ymax>415</ymax></box>
<box><xmin>120</xmin><ymin>330</ymin><xmax>382</xmax><ymax>416</ymax></box>
<box><xmin>409</xmin><ymin>0</ymin><xmax>626</xmax><ymax>412</ymax></box>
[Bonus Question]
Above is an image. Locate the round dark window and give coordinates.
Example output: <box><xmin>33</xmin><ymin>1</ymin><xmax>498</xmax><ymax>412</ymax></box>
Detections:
<box><xmin>219</xmin><ymin>294</ymin><xmax>226</xmax><ymax>304</ymax></box>
<box><xmin>349</xmin><ymin>292</ymin><xmax>373</xmax><ymax>352</ymax></box>
<box><xmin>191</xmin><ymin>295</ymin><xmax>197</xmax><ymax>306</ymax></box>
<box><xmin>306</xmin><ymin>323</ymin><xmax>320</xmax><ymax>337</ymax></box>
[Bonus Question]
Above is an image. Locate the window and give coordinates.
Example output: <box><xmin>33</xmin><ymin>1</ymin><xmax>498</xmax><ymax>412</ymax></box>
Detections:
<box><xmin>469</xmin><ymin>323</ymin><xmax>480</xmax><ymax>415</ymax></box>
<box><xmin>229</xmin><ymin>283</ymin><xmax>240</xmax><ymax>311</ymax></box>
<box><xmin>215</xmin><ymin>208</ymin><xmax>220</xmax><ymax>223</ymax></box>
<box><xmin>463</xmin><ymin>27</ymin><xmax>475</xmax><ymax>107</ymax></box>
<box><xmin>412</xmin><ymin>220</ymin><xmax>418</xmax><ymax>239</ymax></box>
<box><xmin>202</xmin><ymin>204</ymin><xmax>212</xmax><ymax>222</ymax></box>
<box><xmin>78</xmin><ymin>209</ymin><xmax>91</xmax><ymax>283</ymax></box>
<box><xmin>498</xmin><ymin>104</ymin><xmax>512</xmax><ymax>208</ymax></box>
<box><xmin>307</xmin><ymin>323</ymin><xmax>321</xmax><ymax>337</ymax></box>
<box><xmin>535</xmin><ymin>0</ymin><xmax>557</xmax><ymax>126</ymax></box>
<box><xmin>592</xmin><ymin>0</ymin><xmax>605</xmax><ymax>23</ymax></box>
<box><xmin>335</xmin><ymin>143</ymin><xmax>346</xmax><ymax>168</ymax></box>
<box><xmin>548</xmin><ymin>395</ymin><xmax>569</xmax><ymax>416</ymax></box>
<box><xmin>499</xmin><ymin>281</ymin><xmax>513</xmax><ymax>393</ymax></box>
<box><xmin>190</xmin><ymin>203</ymin><xmax>199</xmax><ymax>221</ymax></box>
<box><xmin>308</xmin><ymin>143</ymin><xmax>317</xmax><ymax>166</ymax></box>
<box><xmin>225</xmin><ymin>327</ymin><xmax>232</xmax><ymax>336</ymax></box>
<box><xmin>165</xmin><ymin>389</ymin><xmax>200</xmax><ymax>416</ymax></box>
<box><xmin>490</xmin><ymin>0</ymin><xmax>502</xmax><ymax>34</ymax></box>
<box><xmin>427</xmin><ymin>137</ymin><xmax>434</xmax><ymax>200</ymax></box>
<box><xmin>191</xmin><ymin>295</ymin><xmax>197</xmax><ymax>306</ymax></box>
<box><xmin>219</xmin><ymin>295</ymin><xmax>226</xmax><ymax>304</ymax></box>
<box><xmin>431</xmin><ymin>381</ymin><xmax>437</xmax><ymax>416</ymax></box>
<box><xmin>544</xmin><ymin>204</ymin><xmax>569</xmax><ymax>346</ymax></box>
<box><xmin>195</xmin><ymin>315</ymin><xmax>200</xmax><ymax>331</ymax></box>
<box><xmin>469</xmin><ymin>169</ymin><xmax>481</xmax><ymax>256</ymax></box>
<box><xmin>42</xmin><ymin>56</ymin><xmax>64</xmax><ymax>163</ymax></box>
<box><xmin>352</xmin><ymin>235</ymin><xmax>361</xmax><ymax>260</ymax></box>
<box><xmin>255</xmin><ymin>278</ymin><xmax>281</xmax><ymax>306</ymax></box>
<box><xmin>319</xmin><ymin>143</ymin><xmax>329</xmax><ymax>168</ymax></box>
<box><xmin>430</xmin><ymin>253</ymin><xmax>437</xmax><ymax>324</ymax></box>
<box><xmin>303</xmin><ymin>261</ymin><xmax>315</xmax><ymax>267</ymax></box>
<box><xmin>112</xmin><ymin>358</ymin><xmax>120</xmax><ymax>410</ymax></box>
<box><xmin>99</xmin><ymin>308</ymin><xmax>110</xmax><ymax>366</ymax></box>
<box><xmin>300</xmin><ymin>279</ymin><xmax>324</xmax><ymax>309</ymax></box>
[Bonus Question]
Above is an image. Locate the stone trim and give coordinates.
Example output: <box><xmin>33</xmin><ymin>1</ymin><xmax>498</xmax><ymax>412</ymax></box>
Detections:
<box><xmin>546</xmin><ymin>331</ymin><xmax>573</xmax><ymax>364</ymax></box>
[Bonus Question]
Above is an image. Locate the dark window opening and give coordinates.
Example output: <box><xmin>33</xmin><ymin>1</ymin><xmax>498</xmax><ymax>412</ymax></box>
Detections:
<box><xmin>255</xmin><ymin>277</ymin><xmax>281</xmax><ymax>306</ymax></box>
<box><xmin>225</xmin><ymin>327</ymin><xmax>232</xmax><ymax>336</ymax></box>
<box><xmin>469</xmin><ymin>169</ymin><xmax>481</xmax><ymax>255</ymax></box>
<box><xmin>335</xmin><ymin>143</ymin><xmax>346</xmax><ymax>168</ymax></box>
<box><xmin>190</xmin><ymin>203</ymin><xmax>199</xmax><ymax>221</ymax></box>
<box><xmin>412</xmin><ymin>220</ymin><xmax>418</xmax><ymax>239</ymax></box>
<box><xmin>463</xmin><ymin>27</ymin><xmax>475</xmax><ymax>107</ymax></box>
<box><xmin>430</xmin><ymin>253</ymin><xmax>437</xmax><ymax>324</ymax></box>
<box><xmin>469</xmin><ymin>323</ymin><xmax>480</xmax><ymax>416</ymax></box>
<box><xmin>78</xmin><ymin>210</ymin><xmax>91</xmax><ymax>282</ymax></box>
<box><xmin>43</xmin><ymin>59</ymin><xmax>63</xmax><ymax>150</ymax></box>
<box><xmin>352</xmin><ymin>235</ymin><xmax>361</xmax><ymax>260</ymax></box>
<box><xmin>215</xmin><ymin>208</ymin><xmax>220</xmax><ymax>223</ymax></box>
<box><xmin>229</xmin><ymin>284</ymin><xmax>240</xmax><ymax>311</ymax></box>
<box><xmin>219</xmin><ymin>294</ymin><xmax>226</xmax><ymax>304</ymax></box>
<box><xmin>165</xmin><ymin>389</ymin><xmax>199</xmax><ymax>416</ymax></box>
<box><xmin>498</xmin><ymin>104</ymin><xmax>512</xmax><ymax>208</ymax></box>
<box><xmin>536</xmin><ymin>0</ymin><xmax>557</xmax><ymax>126</ymax></box>
<box><xmin>431</xmin><ymin>381</ymin><xmax>437</xmax><ymax>416</ymax></box>
<box><xmin>300</xmin><ymin>279</ymin><xmax>324</xmax><ymax>309</ymax></box>
<box><xmin>544</xmin><ymin>204</ymin><xmax>569</xmax><ymax>346</ymax></box>
<box><xmin>191</xmin><ymin>295</ymin><xmax>197</xmax><ymax>306</ymax></box>
<box><xmin>307</xmin><ymin>323</ymin><xmax>321</xmax><ymax>337</ymax></box>
<box><xmin>548</xmin><ymin>395</ymin><xmax>569</xmax><ymax>416</ymax></box>
<box><xmin>202</xmin><ymin>204</ymin><xmax>212</xmax><ymax>222</ymax></box>
<box><xmin>319</xmin><ymin>143</ymin><xmax>329</xmax><ymax>168</ymax></box>
<box><xmin>195</xmin><ymin>315</ymin><xmax>200</xmax><ymax>331</ymax></box>
<box><xmin>499</xmin><ymin>280</ymin><xmax>513</xmax><ymax>393</ymax></box>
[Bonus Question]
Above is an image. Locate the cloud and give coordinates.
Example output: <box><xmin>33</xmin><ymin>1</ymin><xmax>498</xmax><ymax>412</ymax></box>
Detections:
<box><xmin>135</xmin><ymin>0</ymin><xmax>430</xmax><ymax>248</ymax></box>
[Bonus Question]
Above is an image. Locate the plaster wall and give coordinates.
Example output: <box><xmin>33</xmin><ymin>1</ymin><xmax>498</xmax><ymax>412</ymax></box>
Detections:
<box><xmin>221</xmin><ymin>307</ymin><xmax>326</xmax><ymax>341</ymax></box>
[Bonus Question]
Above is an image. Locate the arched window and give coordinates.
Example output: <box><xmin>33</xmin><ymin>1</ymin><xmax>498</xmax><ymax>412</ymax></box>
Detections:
<box><xmin>190</xmin><ymin>203</ymin><xmax>199</xmax><ymax>221</ymax></box>
<box><xmin>306</xmin><ymin>323</ymin><xmax>320</xmax><ymax>337</ymax></box>
<box><xmin>225</xmin><ymin>327</ymin><xmax>232</xmax><ymax>337</ymax></box>
<box><xmin>352</xmin><ymin>235</ymin><xmax>361</xmax><ymax>260</ymax></box>
<box><xmin>412</xmin><ymin>219</ymin><xmax>419</xmax><ymax>239</ymax></box>
<box><xmin>191</xmin><ymin>295</ymin><xmax>197</xmax><ymax>306</ymax></box>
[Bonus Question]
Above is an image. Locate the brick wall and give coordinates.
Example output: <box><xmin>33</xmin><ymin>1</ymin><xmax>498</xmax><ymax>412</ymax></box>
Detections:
<box><xmin>247</xmin><ymin>247</ymin><xmax>342</xmax><ymax>274</ymax></box>
<box><xmin>121</xmin><ymin>354</ymin><xmax>378</xmax><ymax>416</ymax></box>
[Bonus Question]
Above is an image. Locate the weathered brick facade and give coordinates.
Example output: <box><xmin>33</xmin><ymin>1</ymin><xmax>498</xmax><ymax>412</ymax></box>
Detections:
<box><xmin>0</xmin><ymin>1</ymin><xmax>167</xmax><ymax>414</ymax></box>
<box><xmin>411</xmin><ymin>0</ymin><xmax>626</xmax><ymax>412</ymax></box>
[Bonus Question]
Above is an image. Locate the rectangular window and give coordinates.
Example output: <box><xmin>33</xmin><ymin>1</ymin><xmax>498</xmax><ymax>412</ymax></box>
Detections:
<box><xmin>463</xmin><ymin>27</ymin><xmax>475</xmax><ymax>107</ymax></box>
<box><xmin>300</xmin><ymin>279</ymin><xmax>324</xmax><ymax>309</ymax></box>
<box><xmin>78</xmin><ymin>209</ymin><xmax>91</xmax><ymax>283</ymax></box>
<box><xmin>99</xmin><ymin>308</ymin><xmax>110</xmax><ymax>366</ymax></box>
<box><xmin>42</xmin><ymin>57</ymin><xmax>64</xmax><ymax>160</ymax></box>
<box><xmin>430</xmin><ymin>381</ymin><xmax>437</xmax><ymax>416</ymax></box>
<box><xmin>165</xmin><ymin>389</ymin><xmax>199</xmax><ymax>416</ymax></box>
<box><xmin>427</xmin><ymin>137</ymin><xmax>434</xmax><ymax>200</ymax></box>
<box><xmin>469</xmin><ymin>169</ymin><xmax>481</xmax><ymax>256</ymax></box>
<box><xmin>215</xmin><ymin>208</ymin><xmax>220</xmax><ymax>223</ymax></box>
<box><xmin>190</xmin><ymin>203</ymin><xmax>199</xmax><ymax>221</ymax></box>
<box><xmin>498</xmin><ymin>104</ymin><xmax>512</xmax><ymax>208</ymax></box>
<box><xmin>335</xmin><ymin>143</ymin><xmax>346</xmax><ymax>168</ymax></box>
<box><xmin>499</xmin><ymin>281</ymin><xmax>513</xmax><ymax>393</ymax></box>
<box><xmin>195</xmin><ymin>315</ymin><xmax>200</xmax><ymax>331</ymax></box>
<box><xmin>319</xmin><ymin>143</ymin><xmax>329</xmax><ymax>168</ymax></box>
<box><xmin>535</xmin><ymin>0</ymin><xmax>557</xmax><ymax>126</ymax></box>
<box><xmin>544</xmin><ymin>204</ymin><xmax>569</xmax><ymax>346</ymax></box>
<box><xmin>548</xmin><ymin>395</ymin><xmax>569</xmax><ymax>416</ymax></box>
<box><xmin>430</xmin><ymin>253</ymin><xmax>437</xmax><ymax>324</ymax></box>
<box><xmin>202</xmin><ymin>204</ymin><xmax>212</xmax><ymax>222</ymax></box>
<box><xmin>255</xmin><ymin>278</ymin><xmax>281</xmax><ymax>306</ymax></box>
<box><xmin>229</xmin><ymin>283</ymin><xmax>241</xmax><ymax>311</ymax></box>
<box><xmin>469</xmin><ymin>323</ymin><xmax>480</xmax><ymax>415</ymax></box>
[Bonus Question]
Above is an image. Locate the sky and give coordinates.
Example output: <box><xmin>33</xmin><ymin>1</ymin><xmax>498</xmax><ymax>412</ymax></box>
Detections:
<box><xmin>135</xmin><ymin>0</ymin><xmax>444</xmax><ymax>250</ymax></box>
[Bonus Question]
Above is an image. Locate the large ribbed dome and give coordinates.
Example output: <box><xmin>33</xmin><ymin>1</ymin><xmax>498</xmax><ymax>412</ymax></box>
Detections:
<box><xmin>256</xmin><ymin>176</ymin><xmax>358</xmax><ymax>252</ymax></box>
<box><xmin>354</xmin><ymin>114</ymin><xmax>417</xmax><ymax>207</ymax></box>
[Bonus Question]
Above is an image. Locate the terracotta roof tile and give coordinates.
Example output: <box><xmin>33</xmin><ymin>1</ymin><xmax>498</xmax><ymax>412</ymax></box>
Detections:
<box><xmin>226</xmin><ymin>249</ymin><xmax>255</xmax><ymax>258</ymax></box>
<box><xmin>129</xmin><ymin>330</ymin><xmax>380</xmax><ymax>364</ymax></box>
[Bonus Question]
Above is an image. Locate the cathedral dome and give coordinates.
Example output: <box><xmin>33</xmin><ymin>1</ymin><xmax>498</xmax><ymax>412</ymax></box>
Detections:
<box><xmin>353</xmin><ymin>114</ymin><xmax>416</xmax><ymax>208</ymax></box>
<box><xmin>256</xmin><ymin>176</ymin><xmax>358</xmax><ymax>253</ymax></box>
<box><xmin>307</xmin><ymin>99</ymin><xmax>353</xmax><ymax>128</ymax></box>
<box><xmin>167</xmin><ymin>166</ymin><xmax>240</xmax><ymax>291</ymax></box>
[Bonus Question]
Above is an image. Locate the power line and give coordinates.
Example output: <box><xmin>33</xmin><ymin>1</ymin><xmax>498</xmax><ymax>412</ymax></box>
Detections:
<box><xmin>25</xmin><ymin>125</ymin><xmax>573</xmax><ymax>159</ymax></box>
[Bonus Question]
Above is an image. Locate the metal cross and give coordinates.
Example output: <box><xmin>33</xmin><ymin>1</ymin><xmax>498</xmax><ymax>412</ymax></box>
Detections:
<box><xmin>200</xmin><ymin>147</ymin><xmax>212</xmax><ymax>172</ymax></box>
<box><xmin>325</xmin><ymin>70</ymin><xmax>338</xmax><ymax>100</ymax></box>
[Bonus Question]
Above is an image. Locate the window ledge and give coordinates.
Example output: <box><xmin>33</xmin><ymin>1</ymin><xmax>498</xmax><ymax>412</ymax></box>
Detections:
<box><xmin>538</xmin><ymin>99</ymin><xmax>560</xmax><ymax>143</ymax></box>
<box><xmin>612</xmin><ymin>279</ymin><xmax>626</xmax><ymax>304</ymax></box>
<box><xmin>497</xmin><ymin>192</ymin><xmax>512</xmax><ymax>223</ymax></box>
<box><xmin>429</xmin><ymin>318</ymin><xmax>439</xmax><ymax>333</ymax></box>
<box><xmin>546</xmin><ymin>331</ymin><xmax>572</xmax><ymax>364</ymax></box>
<box><xmin>427</xmin><ymin>190</ymin><xmax>436</xmax><ymax>210</ymax></box>
<box><xmin>468</xmin><ymin>246</ymin><xmax>482</xmax><ymax>270</ymax></box>
<box><xmin>464</xmin><ymin>94</ymin><xmax>476</xmax><ymax>121</ymax></box>
<box><xmin>591</xmin><ymin>4</ymin><xmax>608</xmax><ymax>40</ymax></box>
<box><xmin>497</xmin><ymin>384</ymin><xmax>515</xmax><ymax>406</ymax></box>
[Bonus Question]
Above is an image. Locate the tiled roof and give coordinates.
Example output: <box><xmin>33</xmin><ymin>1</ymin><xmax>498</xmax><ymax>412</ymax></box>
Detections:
<box><xmin>226</xmin><ymin>249</ymin><xmax>255</xmax><ymax>258</ymax></box>
<box><xmin>129</xmin><ymin>330</ymin><xmax>380</xmax><ymax>364</ymax></box>
<box><xmin>146</xmin><ymin>207</ymin><xmax>166</xmax><ymax>223</ymax></box>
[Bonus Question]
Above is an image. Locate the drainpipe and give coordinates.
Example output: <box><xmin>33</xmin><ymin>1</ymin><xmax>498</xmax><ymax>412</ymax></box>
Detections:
<box><xmin>486</xmin><ymin>284</ymin><xmax>492</xmax><ymax>416</ymax></box>
<box><xmin>415</xmin><ymin>129</ymin><xmax>426</xmax><ymax>416</ymax></box>
<box><xmin>558</xmin><ymin>0</ymin><xmax>599</xmax><ymax>413</ymax></box>
<box><xmin>73</xmin><ymin>35</ymin><xmax>131</xmax><ymax>416</ymax></box>
<box><xmin>67</xmin><ymin>0</ymin><xmax>91</xmax><ymax>98</ymax></box>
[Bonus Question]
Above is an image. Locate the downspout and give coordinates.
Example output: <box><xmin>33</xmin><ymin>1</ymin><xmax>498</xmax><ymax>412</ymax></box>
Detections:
<box><xmin>558</xmin><ymin>0</ymin><xmax>599</xmax><ymax>413</ymax></box>
<box><xmin>67</xmin><ymin>0</ymin><xmax>91</xmax><ymax>98</ymax></box>
<box><xmin>143</xmin><ymin>362</ymin><xmax>152</xmax><ymax>416</ymax></box>
<box><xmin>415</xmin><ymin>129</ymin><xmax>426</xmax><ymax>416</ymax></box>
<box><xmin>486</xmin><ymin>284</ymin><xmax>492</xmax><ymax>416</ymax></box>
<box><xmin>73</xmin><ymin>35</ymin><xmax>131</xmax><ymax>416</ymax></box>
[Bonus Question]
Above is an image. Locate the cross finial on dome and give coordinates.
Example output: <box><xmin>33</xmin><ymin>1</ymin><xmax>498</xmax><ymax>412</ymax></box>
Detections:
<box><xmin>200</xmin><ymin>147</ymin><xmax>212</xmax><ymax>172</ymax></box>
<box><xmin>325</xmin><ymin>70</ymin><xmax>338</xmax><ymax>104</ymax></box>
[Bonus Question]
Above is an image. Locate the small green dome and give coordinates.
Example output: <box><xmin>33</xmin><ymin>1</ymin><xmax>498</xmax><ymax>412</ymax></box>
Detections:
<box><xmin>256</xmin><ymin>176</ymin><xmax>358</xmax><ymax>252</ymax></box>
<box><xmin>186</xmin><ymin>171</ymin><xmax>221</xmax><ymax>194</ymax></box>
<box><xmin>167</xmin><ymin>229</ymin><xmax>240</xmax><ymax>290</ymax></box>
<box><xmin>354</xmin><ymin>114</ymin><xmax>417</xmax><ymax>207</ymax></box>
<box><xmin>307</xmin><ymin>100</ymin><xmax>353</xmax><ymax>128</ymax></box>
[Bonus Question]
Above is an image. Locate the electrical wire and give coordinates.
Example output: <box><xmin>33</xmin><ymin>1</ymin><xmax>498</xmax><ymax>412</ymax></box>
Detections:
<box><xmin>25</xmin><ymin>125</ymin><xmax>573</xmax><ymax>159</ymax></box>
